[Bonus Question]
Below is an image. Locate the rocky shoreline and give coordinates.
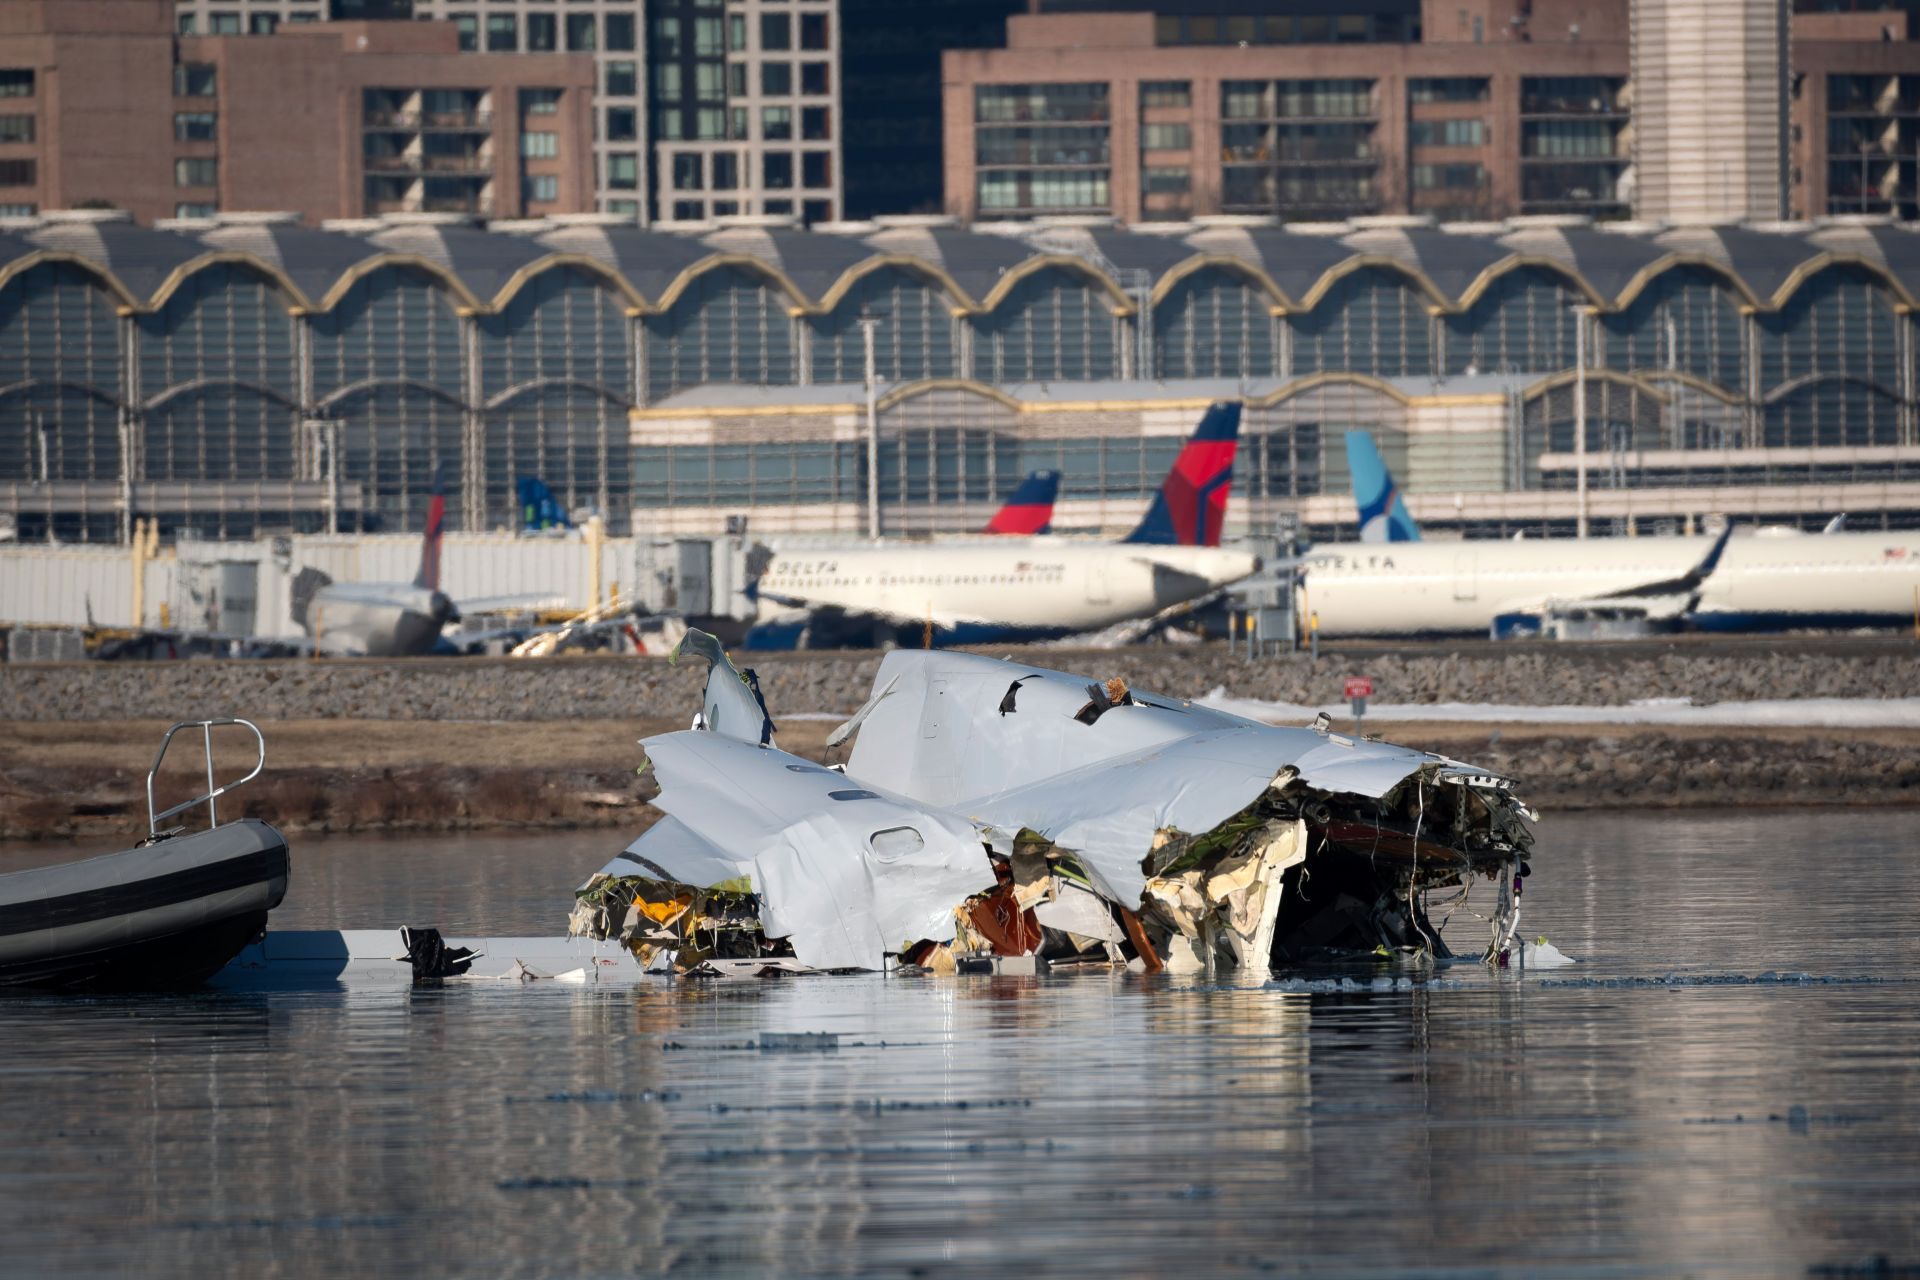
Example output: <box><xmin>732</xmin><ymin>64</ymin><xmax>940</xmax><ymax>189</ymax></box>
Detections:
<box><xmin>3</xmin><ymin>638</ymin><xmax>1917</xmax><ymax>723</ymax></box>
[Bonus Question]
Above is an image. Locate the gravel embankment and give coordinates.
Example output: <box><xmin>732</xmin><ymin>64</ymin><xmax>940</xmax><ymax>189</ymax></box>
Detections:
<box><xmin>4</xmin><ymin>640</ymin><xmax>1918</xmax><ymax>722</ymax></box>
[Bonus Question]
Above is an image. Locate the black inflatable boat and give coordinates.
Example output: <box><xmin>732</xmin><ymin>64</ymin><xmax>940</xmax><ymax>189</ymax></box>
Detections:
<box><xmin>0</xmin><ymin>720</ymin><xmax>290</xmax><ymax>991</ymax></box>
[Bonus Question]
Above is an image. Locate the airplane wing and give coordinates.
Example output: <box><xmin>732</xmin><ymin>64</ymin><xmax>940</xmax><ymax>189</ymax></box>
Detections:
<box><xmin>1489</xmin><ymin>524</ymin><xmax>1736</xmax><ymax>625</ymax></box>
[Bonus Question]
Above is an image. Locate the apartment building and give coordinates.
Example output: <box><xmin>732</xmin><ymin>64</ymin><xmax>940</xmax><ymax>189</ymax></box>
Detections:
<box><xmin>943</xmin><ymin>0</ymin><xmax>1920</xmax><ymax>224</ymax></box>
<box><xmin>172</xmin><ymin>0</ymin><xmax>845</xmax><ymax>224</ymax></box>
<box><xmin>0</xmin><ymin>0</ymin><xmax>593</xmax><ymax>224</ymax></box>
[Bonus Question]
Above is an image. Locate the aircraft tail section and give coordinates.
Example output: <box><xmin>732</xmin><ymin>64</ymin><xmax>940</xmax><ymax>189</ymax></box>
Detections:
<box><xmin>414</xmin><ymin>472</ymin><xmax>447</xmax><ymax>591</ymax></box>
<box><xmin>517</xmin><ymin>476</ymin><xmax>572</xmax><ymax>531</ymax></box>
<box><xmin>1347</xmin><ymin>430</ymin><xmax>1420</xmax><ymax>543</ymax></box>
<box><xmin>1122</xmin><ymin>401</ymin><xmax>1241</xmax><ymax>547</ymax></box>
<box><xmin>983</xmin><ymin>469</ymin><xmax>1060</xmax><ymax>535</ymax></box>
<box><xmin>289</xmin><ymin>566</ymin><xmax>333</xmax><ymax>631</ymax></box>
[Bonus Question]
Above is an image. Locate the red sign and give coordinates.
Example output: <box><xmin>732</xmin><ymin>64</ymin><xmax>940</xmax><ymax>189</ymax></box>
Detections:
<box><xmin>1343</xmin><ymin>676</ymin><xmax>1374</xmax><ymax>700</ymax></box>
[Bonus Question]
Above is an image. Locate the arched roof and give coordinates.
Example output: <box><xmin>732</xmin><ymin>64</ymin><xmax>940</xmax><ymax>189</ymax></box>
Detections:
<box><xmin>7</xmin><ymin>211</ymin><xmax>1920</xmax><ymax>321</ymax></box>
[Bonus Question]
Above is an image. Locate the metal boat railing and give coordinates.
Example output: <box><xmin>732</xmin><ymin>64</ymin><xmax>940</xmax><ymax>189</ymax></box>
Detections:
<box><xmin>147</xmin><ymin>719</ymin><xmax>266</xmax><ymax>836</ymax></box>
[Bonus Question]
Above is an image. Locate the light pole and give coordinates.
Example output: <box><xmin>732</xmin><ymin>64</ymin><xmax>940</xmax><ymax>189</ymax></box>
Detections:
<box><xmin>858</xmin><ymin>313</ymin><xmax>881</xmax><ymax>540</ymax></box>
<box><xmin>1572</xmin><ymin>304</ymin><xmax>1593</xmax><ymax>539</ymax></box>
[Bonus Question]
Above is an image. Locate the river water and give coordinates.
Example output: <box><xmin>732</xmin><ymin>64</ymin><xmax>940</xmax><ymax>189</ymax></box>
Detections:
<box><xmin>1</xmin><ymin>810</ymin><xmax>1916</xmax><ymax>1278</ymax></box>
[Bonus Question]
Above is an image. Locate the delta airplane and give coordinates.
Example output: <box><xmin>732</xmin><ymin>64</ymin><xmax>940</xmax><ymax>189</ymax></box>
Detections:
<box><xmin>290</xmin><ymin>487</ymin><xmax>459</xmax><ymax>657</ymax></box>
<box><xmin>743</xmin><ymin>403</ymin><xmax>1258</xmax><ymax>648</ymax></box>
<box><xmin>1299</xmin><ymin>432</ymin><xmax>1920</xmax><ymax>637</ymax></box>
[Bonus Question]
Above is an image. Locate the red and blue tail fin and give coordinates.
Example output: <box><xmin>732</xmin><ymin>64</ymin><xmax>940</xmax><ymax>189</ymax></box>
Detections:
<box><xmin>983</xmin><ymin>469</ymin><xmax>1060</xmax><ymax>535</ymax></box>
<box><xmin>1122</xmin><ymin>401</ymin><xmax>1241</xmax><ymax>547</ymax></box>
<box><xmin>414</xmin><ymin>469</ymin><xmax>447</xmax><ymax>591</ymax></box>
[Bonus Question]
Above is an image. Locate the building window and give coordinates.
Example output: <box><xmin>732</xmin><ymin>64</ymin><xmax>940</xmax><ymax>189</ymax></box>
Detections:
<box><xmin>607</xmin><ymin>199</ymin><xmax>638</xmax><ymax>215</ymax></box>
<box><xmin>249</xmin><ymin>13</ymin><xmax>278</xmax><ymax>34</ymax></box>
<box><xmin>174</xmin><ymin>157</ymin><xmax>218</xmax><ymax>187</ymax></box>
<box><xmin>712</xmin><ymin>199</ymin><xmax>738</xmax><ymax>215</ymax></box>
<box><xmin>728</xmin><ymin>14</ymin><xmax>747</xmax><ymax>51</ymax></box>
<box><xmin>1145</xmin><ymin>166</ymin><xmax>1189</xmax><ymax>194</ymax></box>
<box><xmin>606</xmin><ymin>107</ymin><xmax>637</xmax><ymax>142</ymax></box>
<box><xmin>800</xmin><ymin>13</ymin><xmax>829</xmax><ymax>50</ymax></box>
<box><xmin>566</xmin><ymin>14</ymin><xmax>596</xmax><ymax>51</ymax></box>
<box><xmin>487</xmin><ymin>15</ymin><xmax>517</xmax><ymax>51</ymax></box>
<box><xmin>527</xmin><ymin>13</ymin><xmax>556</xmax><ymax>51</ymax></box>
<box><xmin>524</xmin><ymin>174</ymin><xmax>559</xmax><ymax>203</ymax></box>
<box><xmin>607</xmin><ymin>153</ymin><xmax>638</xmax><ymax>189</ymax></box>
<box><xmin>976</xmin><ymin>83</ymin><xmax>1109</xmax><ymax>123</ymax></box>
<box><xmin>209</xmin><ymin>13</ymin><xmax>242</xmax><ymax>35</ymax></box>
<box><xmin>654</xmin><ymin>17</ymin><xmax>681</xmax><ymax>57</ymax></box>
<box><xmin>521</xmin><ymin>131</ymin><xmax>558</xmax><ymax>159</ymax></box>
<box><xmin>605</xmin><ymin>60</ymin><xmax>636</xmax><ymax>97</ymax></box>
<box><xmin>0</xmin><ymin>159</ymin><xmax>36</xmax><ymax>187</ymax></box>
<box><xmin>713</xmin><ymin>152</ymin><xmax>739</xmax><ymax>189</ymax></box>
<box><xmin>605</xmin><ymin>13</ymin><xmax>634</xmax><ymax>51</ymax></box>
<box><xmin>763</xmin><ymin>106</ymin><xmax>792</xmax><ymax>140</ymax></box>
<box><xmin>802</xmin><ymin>151</ymin><xmax>830</xmax><ymax>188</ymax></box>
<box><xmin>762</xmin><ymin>62</ymin><xmax>792</xmax><ymax>96</ymax></box>
<box><xmin>1411</xmin><ymin>78</ymin><xmax>1488</xmax><ymax>105</ymax></box>
<box><xmin>1410</xmin><ymin>119</ymin><xmax>1486</xmax><ymax>147</ymax></box>
<box><xmin>801</xmin><ymin>105</ymin><xmax>830</xmax><ymax>141</ymax></box>
<box><xmin>695</xmin><ymin>109</ymin><xmax>726</xmax><ymax>139</ymax></box>
<box><xmin>656</xmin><ymin>64</ymin><xmax>682</xmax><ymax>101</ymax></box>
<box><xmin>764</xmin><ymin>152</ymin><xmax>793</xmax><ymax>189</ymax></box>
<box><xmin>694</xmin><ymin>16</ymin><xmax>723</xmax><ymax>56</ymax></box>
<box><xmin>178</xmin><ymin>14</ymin><xmax>197</xmax><ymax>34</ymax></box>
<box><xmin>1140</xmin><ymin>81</ymin><xmax>1190</xmax><ymax>108</ymax></box>
<box><xmin>173</xmin><ymin>112</ymin><xmax>216</xmax><ymax>142</ymax></box>
<box><xmin>728</xmin><ymin>107</ymin><xmax>749</xmax><ymax>139</ymax></box>
<box><xmin>762</xmin><ymin>13</ymin><xmax>791</xmax><ymax>50</ymax></box>
<box><xmin>672</xmin><ymin>153</ymin><xmax>704</xmax><ymax>190</ymax></box>
<box><xmin>174</xmin><ymin>64</ymin><xmax>218</xmax><ymax>97</ymax></box>
<box><xmin>0</xmin><ymin>203</ymin><xmax>35</xmax><ymax>216</ymax></box>
<box><xmin>764</xmin><ymin>199</ymin><xmax>792</xmax><ymax>215</ymax></box>
<box><xmin>977</xmin><ymin>169</ymin><xmax>1108</xmax><ymax>212</ymax></box>
<box><xmin>727</xmin><ymin>63</ymin><xmax>746</xmax><ymax>97</ymax></box>
<box><xmin>451</xmin><ymin>13</ymin><xmax>477</xmax><ymax>50</ymax></box>
<box><xmin>673</xmin><ymin>200</ymin><xmax>705</xmax><ymax>220</ymax></box>
<box><xmin>1142</xmin><ymin>123</ymin><xmax>1190</xmax><ymax>150</ymax></box>
<box><xmin>656</xmin><ymin>111</ymin><xmax>684</xmax><ymax>140</ymax></box>
<box><xmin>0</xmin><ymin>70</ymin><xmax>33</xmax><ymax>99</ymax></box>
<box><xmin>800</xmin><ymin>62</ymin><xmax>829</xmax><ymax>96</ymax></box>
<box><xmin>175</xmin><ymin>202</ymin><xmax>216</xmax><ymax>218</ymax></box>
<box><xmin>523</xmin><ymin>89</ymin><xmax>560</xmax><ymax>115</ymax></box>
<box><xmin>804</xmin><ymin>198</ymin><xmax>831</xmax><ymax>224</ymax></box>
<box><xmin>0</xmin><ymin>115</ymin><xmax>34</xmax><ymax>143</ymax></box>
<box><xmin>1412</xmin><ymin>163</ymin><xmax>1486</xmax><ymax>190</ymax></box>
<box><xmin>697</xmin><ymin>63</ymin><xmax>726</xmax><ymax>98</ymax></box>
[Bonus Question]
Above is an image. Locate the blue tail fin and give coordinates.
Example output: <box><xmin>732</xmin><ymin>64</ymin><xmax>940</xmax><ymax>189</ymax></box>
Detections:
<box><xmin>1122</xmin><ymin>401</ymin><xmax>1241</xmax><ymax>546</ymax></box>
<box><xmin>1346</xmin><ymin>431</ymin><xmax>1419</xmax><ymax>543</ymax></box>
<box><xmin>517</xmin><ymin>476</ymin><xmax>572</xmax><ymax>531</ymax></box>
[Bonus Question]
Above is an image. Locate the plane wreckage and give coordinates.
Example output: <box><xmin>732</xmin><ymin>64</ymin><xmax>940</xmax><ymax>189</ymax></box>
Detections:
<box><xmin>571</xmin><ymin>632</ymin><xmax>1538</xmax><ymax>976</ymax></box>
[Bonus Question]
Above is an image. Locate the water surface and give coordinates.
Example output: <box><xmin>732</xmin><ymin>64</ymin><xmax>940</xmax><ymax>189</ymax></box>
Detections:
<box><xmin>1</xmin><ymin>811</ymin><xmax>1916</xmax><ymax>1277</ymax></box>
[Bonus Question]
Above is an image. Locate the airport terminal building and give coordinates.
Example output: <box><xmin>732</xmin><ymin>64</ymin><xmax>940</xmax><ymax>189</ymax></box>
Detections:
<box><xmin>3</xmin><ymin>206</ymin><xmax>1920</xmax><ymax>544</ymax></box>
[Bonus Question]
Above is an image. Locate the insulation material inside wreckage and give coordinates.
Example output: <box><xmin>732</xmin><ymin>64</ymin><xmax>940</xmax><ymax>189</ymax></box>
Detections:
<box><xmin>568</xmin><ymin>633</ymin><xmax>1539</xmax><ymax>975</ymax></box>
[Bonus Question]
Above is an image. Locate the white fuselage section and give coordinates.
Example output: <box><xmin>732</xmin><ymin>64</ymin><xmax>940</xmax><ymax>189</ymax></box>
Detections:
<box><xmin>757</xmin><ymin>538</ymin><xmax>1259</xmax><ymax>635</ymax></box>
<box><xmin>1300</xmin><ymin>531</ymin><xmax>1920</xmax><ymax>636</ymax></box>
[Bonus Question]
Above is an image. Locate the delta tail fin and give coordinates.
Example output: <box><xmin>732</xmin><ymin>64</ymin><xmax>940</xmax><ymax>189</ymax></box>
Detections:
<box><xmin>983</xmin><ymin>469</ymin><xmax>1060</xmax><ymax>535</ymax></box>
<box><xmin>1346</xmin><ymin>430</ymin><xmax>1420</xmax><ymax>543</ymax></box>
<box><xmin>1122</xmin><ymin>401</ymin><xmax>1241</xmax><ymax>547</ymax></box>
<box><xmin>414</xmin><ymin>469</ymin><xmax>447</xmax><ymax>591</ymax></box>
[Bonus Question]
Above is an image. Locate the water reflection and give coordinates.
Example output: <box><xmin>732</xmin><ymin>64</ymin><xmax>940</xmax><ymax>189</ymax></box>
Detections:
<box><xmin>0</xmin><ymin>811</ymin><xmax>1916</xmax><ymax>1275</ymax></box>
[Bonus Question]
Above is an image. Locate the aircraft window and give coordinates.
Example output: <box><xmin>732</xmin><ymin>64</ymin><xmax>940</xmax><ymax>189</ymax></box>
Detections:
<box><xmin>828</xmin><ymin>789</ymin><xmax>879</xmax><ymax>801</ymax></box>
<box><xmin>868</xmin><ymin>825</ymin><xmax>924</xmax><ymax>863</ymax></box>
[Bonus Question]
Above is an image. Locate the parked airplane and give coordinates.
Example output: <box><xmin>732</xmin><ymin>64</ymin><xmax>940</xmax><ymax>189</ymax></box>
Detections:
<box><xmin>743</xmin><ymin>403</ymin><xmax>1257</xmax><ymax>648</ymax></box>
<box><xmin>1299</xmin><ymin>433</ymin><xmax>1920</xmax><ymax>637</ymax></box>
<box><xmin>291</xmin><ymin>486</ymin><xmax>458</xmax><ymax>657</ymax></box>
